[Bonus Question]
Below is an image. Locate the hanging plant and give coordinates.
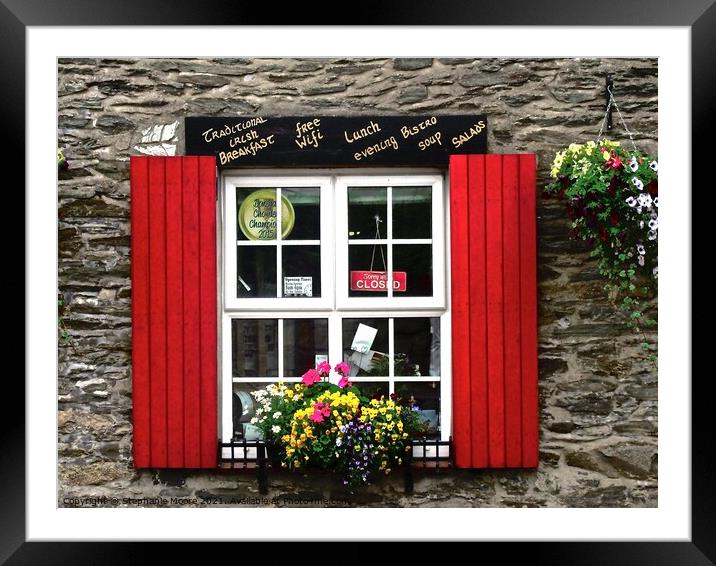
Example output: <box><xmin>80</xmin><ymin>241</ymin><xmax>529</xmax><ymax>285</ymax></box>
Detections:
<box><xmin>58</xmin><ymin>148</ymin><xmax>69</xmax><ymax>172</ymax></box>
<box><xmin>544</xmin><ymin>138</ymin><xmax>658</xmax><ymax>358</ymax></box>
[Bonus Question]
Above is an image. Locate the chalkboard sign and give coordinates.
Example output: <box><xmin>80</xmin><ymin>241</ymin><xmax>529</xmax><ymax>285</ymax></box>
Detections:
<box><xmin>185</xmin><ymin>115</ymin><xmax>487</xmax><ymax>168</ymax></box>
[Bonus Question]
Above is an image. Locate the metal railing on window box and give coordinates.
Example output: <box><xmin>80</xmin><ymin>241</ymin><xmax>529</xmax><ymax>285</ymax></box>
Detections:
<box><xmin>218</xmin><ymin>437</ymin><xmax>452</xmax><ymax>495</ymax></box>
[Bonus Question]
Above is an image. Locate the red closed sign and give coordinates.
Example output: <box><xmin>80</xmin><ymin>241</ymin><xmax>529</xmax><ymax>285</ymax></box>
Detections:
<box><xmin>350</xmin><ymin>271</ymin><xmax>407</xmax><ymax>292</ymax></box>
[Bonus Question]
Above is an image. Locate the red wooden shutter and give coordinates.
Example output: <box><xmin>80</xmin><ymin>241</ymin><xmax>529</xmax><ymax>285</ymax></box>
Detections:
<box><xmin>450</xmin><ymin>154</ymin><xmax>538</xmax><ymax>469</ymax></box>
<box><xmin>130</xmin><ymin>156</ymin><xmax>218</xmax><ymax>468</ymax></box>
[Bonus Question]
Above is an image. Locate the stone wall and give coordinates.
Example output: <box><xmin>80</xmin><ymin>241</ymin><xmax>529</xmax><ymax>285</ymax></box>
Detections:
<box><xmin>58</xmin><ymin>57</ymin><xmax>658</xmax><ymax>507</ymax></box>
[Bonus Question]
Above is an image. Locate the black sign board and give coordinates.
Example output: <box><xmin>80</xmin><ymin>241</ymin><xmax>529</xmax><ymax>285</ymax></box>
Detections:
<box><xmin>185</xmin><ymin>115</ymin><xmax>487</xmax><ymax>168</ymax></box>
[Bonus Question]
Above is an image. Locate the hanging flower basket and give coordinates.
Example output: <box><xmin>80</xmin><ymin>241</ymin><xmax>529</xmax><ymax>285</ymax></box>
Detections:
<box><xmin>249</xmin><ymin>361</ymin><xmax>428</xmax><ymax>487</ymax></box>
<box><xmin>544</xmin><ymin>139</ymin><xmax>658</xmax><ymax>347</ymax></box>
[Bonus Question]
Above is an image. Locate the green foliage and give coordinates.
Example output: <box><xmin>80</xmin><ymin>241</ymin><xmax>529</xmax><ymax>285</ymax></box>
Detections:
<box><xmin>545</xmin><ymin>140</ymin><xmax>658</xmax><ymax>355</ymax></box>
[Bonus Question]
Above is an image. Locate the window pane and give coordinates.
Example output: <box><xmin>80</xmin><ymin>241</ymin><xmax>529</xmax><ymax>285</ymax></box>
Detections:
<box><xmin>282</xmin><ymin>245</ymin><xmax>321</xmax><ymax>298</ymax></box>
<box><xmin>353</xmin><ymin>382</ymin><xmax>389</xmax><ymax>400</ymax></box>
<box><xmin>237</xmin><ymin>187</ymin><xmax>284</xmax><ymax>241</ymax></box>
<box><xmin>392</xmin><ymin>186</ymin><xmax>432</xmax><ymax>239</ymax></box>
<box><xmin>348</xmin><ymin>244</ymin><xmax>388</xmax><ymax>297</ymax></box>
<box><xmin>342</xmin><ymin>318</ymin><xmax>389</xmax><ymax>377</ymax></box>
<box><xmin>394</xmin><ymin>381</ymin><xmax>440</xmax><ymax>438</ymax></box>
<box><xmin>394</xmin><ymin>317</ymin><xmax>441</xmax><ymax>377</ymax></box>
<box><xmin>283</xmin><ymin>319</ymin><xmax>328</xmax><ymax>377</ymax></box>
<box><xmin>348</xmin><ymin>187</ymin><xmax>387</xmax><ymax>240</ymax></box>
<box><xmin>236</xmin><ymin>245</ymin><xmax>276</xmax><ymax>298</ymax></box>
<box><xmin>232</xmin><ymin>382</ymin><xmax>270</xmax><ymax>440</ymax></box>
<box><xmin>283</xmin><ymin>187</ymin><xmax>320</xmax><ymax>240</ymax></box>
<box><xmin>231</xmin><ymin>319</ymin><xmax>278</xmax><ymax>377</ymax></box>
<box><xmin>392</xmin><ymin>244</ymin><xmax>433</xmax><ymax>297</ymax></box>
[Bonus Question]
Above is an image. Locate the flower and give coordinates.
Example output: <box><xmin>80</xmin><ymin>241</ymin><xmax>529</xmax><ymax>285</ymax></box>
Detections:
<box><xmin>301</xmin><ymin>368</ymin><xmax>321</xmax><ymax>386</ymax></box>
<box><xmin>636</xmin><ymin>244</ymin><xmax>646</xmax><ymax>255</ymax></box>
<box><xmin>605</xmin><ymin>153</ymin><xmax>623</xmax><ymax>170</ymax></box>
<box><xmin>625</xmin><ymin>196</ymin><xmax>637</xmax><ymax>207</ymax></box>
<box><xmin>271</xmin><ymin>425</ymin><xmax>281</xmax><ymax>434</ymax></box>
<box><xmin>335</xmin><ymin>361</ymin><xmax>350</xmax><ymax>376</ymax></box>
<box><xmin>648</xmin><ymin>218</ymin><xmax>658</xmax><ymax>230</ymax></box>
<box><xmin>649</xmin><ymin>160</ymin><xmax>658</xmax><ymax>172</ymax></box>
<box><xmin>316</xmin><ymin>360</ymin><xmax>332</xmax><ymax>377</ymax></box>
<box><xmin>628</xmin><ymin>156</ymin><xmax>639</xmax><ymax>172</ymax></box>
<box><xmin>632</xmin><ymin>177</ymin><xmax>644</xmax><ymax>191</ymax></box>
<box><xmin>337</xmin><ymin>375</ymin><xmax>351</xmax><ymax>389</ymax></box>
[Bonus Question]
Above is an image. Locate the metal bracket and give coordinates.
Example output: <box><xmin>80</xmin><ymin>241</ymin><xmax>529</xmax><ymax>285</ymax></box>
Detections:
<box><xmin>605</xmin><ymin>74</ymin><xmax>614</xmax><ymax>131</ymax></box>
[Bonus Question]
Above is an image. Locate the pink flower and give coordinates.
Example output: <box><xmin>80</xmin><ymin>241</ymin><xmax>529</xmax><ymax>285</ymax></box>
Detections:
<box><xmin>335</xmin><ymin>361</ymin><xmax>350</xmax><ymax>376</ymax></box>
<box><xmin>316</xmin><ymin>360</ymin><xmax>332</xmax><ymax>377</ymax></box>
<box><xmin>301</xmin><ymin>368</ymin><xmax>321</xmax><ymax>386</ymax></box>
<box><xmin>309</xmin><ymin>409</ymin><xmax>324</xmax><ymax>423</ymax></box>
<box><xmin>337</xmin><ymin>375</ymin><xmax>351</xmax><ymax>389</ymax></box>
<box><xmin>320</xmin><ymin>402</ymin><xmax>332</xmax><ymax>417</ymax></box>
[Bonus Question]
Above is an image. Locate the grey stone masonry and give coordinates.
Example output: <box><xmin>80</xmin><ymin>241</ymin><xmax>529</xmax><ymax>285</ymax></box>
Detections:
<box><xmin>58</xmin><ymin>57</ymin><xmax>657</xmax><ymax>508</ymax></box>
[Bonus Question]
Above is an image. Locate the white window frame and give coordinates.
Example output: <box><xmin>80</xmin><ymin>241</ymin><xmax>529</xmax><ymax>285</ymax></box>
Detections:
<box><xmin>219</xmin><ymin>170</ymin><xmax>452</xmax><ymax>452</ymax></box>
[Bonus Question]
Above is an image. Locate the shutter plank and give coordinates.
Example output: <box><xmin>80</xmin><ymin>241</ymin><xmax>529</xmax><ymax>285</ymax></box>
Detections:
<box><xmin>467</xmin><ymin>155</ymin><xmax>489</xmax><ymax>467</ymax></box>
<box><xmin>165</xmin><ymin>158</ymin><xmax>185</xmax><ymax>467</ymax></box>
<box><xmin>199</xmin><ymin>157</ymin><xmax>218</xmax><ymax>467</ymax></box>
<box><xmin>148</xmin><ymin>157</ymin><xmax>168</xmax><ymax>467</ymax></box>
<box><xmin>449</xmin><ymin>154</ymin><xmax>472</xmax><ymax>468</ymax></box>
<box><xmin>502</xmin><ymin>155</ymin><xmax>523</xmax><ymax>467</ymax></box>
<box><xmin>183</xmin><ymin>157</ymin><xmax>202</xmax><ymax>467</ymax></box>
<box><xmin>485</xmin><ymin>156</ymin><xmax>505</xmax><ymax>467</ymax></box>
<box><xmin>519</xmin><ymin>154</ymin><xmax>539</xmax><ymax>467</ymax></box>
<box><xmin>130</xmin><ymin>157</ymin><xmax>151</xmax><ymax>468</ymax></box>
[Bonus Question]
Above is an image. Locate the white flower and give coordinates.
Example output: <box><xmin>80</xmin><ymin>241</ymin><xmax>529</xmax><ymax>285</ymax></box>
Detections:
<box><xmin>629</xmin><ymin>156</ymin><xmax>639</xmax><ymax>172</ymax></box>
<box><xmin>273</xmin><ymin>411</ymin><xmax>282</xmax><ymax>419</ymax></box>
<box><xmin>625</xmin><ymin>196</ymin><xmax>637</xmax><ymax>207</ymax></box>
<box><xmin>653</xmin><ymin>197</ymin><xmax>659</xmax><ymax>207</ymax></box>
<box><xmin>648</xmin><ymin>230</ymin><xmax>657</xmax><ymax>241</ymax></box>
<box><xmin>256</xmin><ymin>408</ymin><xmax>263</xmax><ymax>415</ymax></box>
<box><xmin>638</xmin><ymin>193</ymin><xmax>652</xmax><ymax>208</ymax></box>
<box><xmin>638</xmin><ymin>255</ymin><xmax>645</xmax><ymax>266</ymax></box>
<box><xmin>335</xmin><ymin>438</ymin><xmax>342</xmax><ymax>446</ymax></box>
<box><xmin>250</xmin><ymin>417</ymin><xmax>258</xmax><ymax>424</ymax></box>
<box><xmin>639</xmin><ymin>221</ymin><xmax>644</xmax><ymax>229</ymax></box>
<box><xmin>648</xmin><ymin>218</ymin><xmax>658</xmax><ymax>230</ymax></box>
<box><xmin>637</xmin><ymin>244</ymin><xmax>646</xmax><ymax>255</ymax></box>
<box><xmin>632</xmin><ymin>177</ymin><xmax>644</xmax><ymax>190</ymax></box>
<box><xmin>649</xmin><ymin>161</ymin><xmax>658</xmax><ymax>172</ymax></box>
<box><xmin>271</xmin><ymin>425</ymin><xmax>281</xmax><ymax>434</ymax></box>
<box><xmin>636</xmin><ymin>206</ymin><xmax>643</xmax><ymax>214</ymax></box>
<box><xmin>653</xmin><ymin>266</ymin><xmax>658</xmax><ymax>277</ymax></box>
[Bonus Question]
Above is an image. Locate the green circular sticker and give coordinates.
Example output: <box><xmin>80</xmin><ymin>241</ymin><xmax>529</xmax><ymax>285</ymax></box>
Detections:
<box><xmin>238</xmin><ymin>189</ymin><xmax>295</xmax><ymax>240</ymax></box>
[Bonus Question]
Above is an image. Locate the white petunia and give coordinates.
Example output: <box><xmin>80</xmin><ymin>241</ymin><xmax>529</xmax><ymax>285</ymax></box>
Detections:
<box><xmin>653</xmin><ymin>266</ymin><xmax>658</xmax><ymax>277</ymax></box>
<box><xmin>636</xmin><ymin>206</ymin><xmax>643</xmax><ymax>214</ymax></box>
<box><xmin>638</xmin><ymin>255</ymin><xmax>645</xmax><ymax>266</ymax></box>
<box><xmin>271</xmin><ymin>425</ymin><xmax>281</xmax><ymax>434</ymax></box>
<box><xmin>648</xmin><ymin>218</ymin><xmax>658</xmax><ymax>230</ymax></box>
<box><xmin>632</xmin><ymin>177</ymin><xmax>644</xmax><ymax>190</ymax></box>
<box><xmin>625</xmin><ymin>196</ymin><xmax>637</xmax><ymax>207</ymax></box>
<box><xmin>653</xmin><ymin>197</ymin><xmax>658</xmax><ymax>207</ymax></box>
<box><xmin>637</xmin><ymin>244</ymin><xmax>646</xmax><ymax>255</ymax></box>
<box><xmin>639</xmin><ymin>221</ymin><xmax>644</xmax><ymax>229</ymax></box>
<box><xmin>336</xmin><ymin>438</ymin><xmax>342</xmax><ymax>446</ymax></box>
<box><xmin>629</xmin><ymin>156</ymin><xmax>639</xmax><ymax>172</ymax></box>
<box><xmin>648</xmin><ymin>230</ymin><xmax>657</xmax><ymax>241</ymax></box>
<box><xmin>638</xmin><ymin>193</ymin><xmax>652</xmax><ymax>208</ymax></box>
<box><xmin>649</xmin><ymin>161</ymin><xmax>658</xmax><ymax>172</ymax></box>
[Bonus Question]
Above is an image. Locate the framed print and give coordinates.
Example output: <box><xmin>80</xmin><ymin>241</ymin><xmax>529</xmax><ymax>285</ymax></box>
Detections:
<box><xmin>15</xmin><ymin>0</ymin><xmax>708</xmax><ymax>562</ymax></box>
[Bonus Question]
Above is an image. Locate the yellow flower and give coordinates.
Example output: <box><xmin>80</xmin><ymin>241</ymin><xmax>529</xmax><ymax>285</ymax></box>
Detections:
<box><xmin>602</xmin><ymin>150</ymin><xmax>610</xmax><ymax>160</ymax></box>
<box><xmin>286</xmin><ymin>389</ymin><xmax>294</xmax><ymax>397</ymax></box>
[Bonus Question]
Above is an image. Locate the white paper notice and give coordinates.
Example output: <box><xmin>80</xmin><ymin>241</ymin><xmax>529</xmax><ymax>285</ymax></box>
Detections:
<box><xmin>351</xmin><ymin>323</ymin><xmax>378</xmax><ymax>353</ymax></box>
<box><xmin>283</xmin><ymin>276</ymin><xmax>312</xmax><ymax>297</ymax></box>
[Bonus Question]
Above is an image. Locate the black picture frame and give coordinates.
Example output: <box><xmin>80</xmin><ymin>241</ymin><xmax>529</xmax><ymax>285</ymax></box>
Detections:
<box><xmin>14</xmin><ymin>1</ymin><xmax>707</xmax><ymax>562</ymax></box>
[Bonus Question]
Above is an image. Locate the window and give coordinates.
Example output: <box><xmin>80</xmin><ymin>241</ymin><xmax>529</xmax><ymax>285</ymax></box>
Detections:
<box><xmin>221</xmin><ymin>172</ymin><xmax>450</xmax><ymax>446</ymax></box>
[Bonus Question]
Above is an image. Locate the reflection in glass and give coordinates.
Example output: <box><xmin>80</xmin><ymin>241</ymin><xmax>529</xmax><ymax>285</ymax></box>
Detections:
<box><xmin>393</xmin><ymin>318</ymin><xmax>441</xmax><ymax>377</ymax></box>
<box><xmin>393</xmin><ymin>244</ymin><xmax>432</xmax><ymax>297</ymax></box>
<box><xmin>283</xmin><ymin>319</ymin><xmax>328</xmax><ymax>377</ymax></box>
<box><xmin>392</xmin><ymin>186</ymin><xmax>432</xmax><ymax>239</ymax></box>
<box><xmin>236</xmin><ymin>245</ymin><xmax>276</xmax><ymax>298</ymax></box>
<box><xmin>348</xmin><ymin>244</ymin><xmax>388</xmax><ymax>297</ymax></box>
<box><xmin>348</xmin><ymin>187</ymin><xmax>387</xmax><ymax>239</ymax></box>
<box><xmin>341</xmin><ymin>318</ymin><xmax>389</xmax><ymax>377</ymax></box>
<box><xmin>395</xmin><ymin>381</ymin><xmax>440</xmax><ymax>438</ymax></box>
<box><xmin>282</xmin><ymin>246</ymin><xmax>321</xmax><ymax>298</ymax></box>
<box><xmin>283</xmin><ymin>187</ymin><xmax>320</xmax><ymax>240</ymax></box>
<box><xmin>231</xmin><ymin>319</ymin><xmax>278</xmax><ymax>378</ymax></box>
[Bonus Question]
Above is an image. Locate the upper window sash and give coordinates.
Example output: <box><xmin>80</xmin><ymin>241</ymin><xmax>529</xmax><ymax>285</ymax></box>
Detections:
<box><xmin>335</xmin><ymin>174</ymin><xmax>446</xmax><ymax>310</ymax></box>
<box><xmin>223</xmin><ymin>176</ymin><xmax>334</xmax><ymax>311</ymax></box>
